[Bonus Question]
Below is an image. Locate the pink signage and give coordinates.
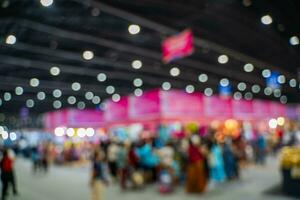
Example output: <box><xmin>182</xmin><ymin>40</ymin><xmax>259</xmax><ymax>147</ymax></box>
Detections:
<box><xmin>232</xmin><ymin>100</ymin><xmax>253</xmax><ymax>120</ymax></box>
<box><xmin>129</xmin><ymin>89</ymin><xmax>160</xmax><ymax>120</ymax></box>
<box><xmin>104</xmin><ymin>97</ymin><xmax>128</xmax><ymax>122</ymax></box>
<box><xmin>204</xmin><ymin>95</ymin><xmax>232</xmax><ymax>119</ymax></box>
<box><xmin>160</xmin><ymin>90</ymin><xmax>203</xmax><ymax>119</ymax></box>
<box><xmin>162</xmin><ymin>29</ymin><xmax>194</xmax><ymax>63</ymax></box>
<box><xmin>253</xmin><ymin>100</ymin><xmax>271</xmax><ymax>119</ymax></box>
<box><xmin>68</xmin><ymin>109</ymin><xmax>104</xmax><ymax>127</ymax></box>
<box><xmin>269</xmin><ymin>102</ymin><xmax>286</xmax><ymax>117</ymax></box>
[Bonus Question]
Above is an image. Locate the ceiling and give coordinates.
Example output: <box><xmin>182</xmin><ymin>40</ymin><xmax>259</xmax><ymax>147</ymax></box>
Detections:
<box><xmin>0</xmin><ymin>0</ymin><xmax>299</xmax><ymax>118</ymax></box>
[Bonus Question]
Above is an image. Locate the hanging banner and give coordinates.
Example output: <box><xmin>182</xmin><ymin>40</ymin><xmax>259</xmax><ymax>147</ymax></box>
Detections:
<box><xmin>162</xmin><ymin>29</ymin><xmax>194</xmax><ymax>63</ymax></box>
<box><xmin>104</xmin><ymin>97</ymin><xmax>129</xmax><ymax>123</ymax></box>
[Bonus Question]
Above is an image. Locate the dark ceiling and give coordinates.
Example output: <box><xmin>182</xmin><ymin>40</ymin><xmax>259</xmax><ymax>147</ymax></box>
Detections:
<box><xmin>0</xmin><ymin>0</ymin><xmax>299</xmax><ymax>116</ymax></box>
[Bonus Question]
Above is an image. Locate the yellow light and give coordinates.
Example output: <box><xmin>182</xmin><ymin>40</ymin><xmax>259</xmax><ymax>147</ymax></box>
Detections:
<box><xmin>277</xmin><ymin>117</ymin><xmax>285</xmax><ymax>126</ymax></box>
<box><xmin>225</xmin><ymin>119</ymin><xmax>238</xmax><ymax>130</ymax></box>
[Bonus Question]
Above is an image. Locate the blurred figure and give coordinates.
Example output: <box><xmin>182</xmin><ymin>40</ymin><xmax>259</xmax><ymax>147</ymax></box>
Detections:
<box><xmin>0</xmin><ymin>149</ymin><xmax>18</xmax><ymax>200</ymax></box>
<box><xmin>186</xmin><ymin>135</ymin><xmax>208</xmax><ymax>193</ymax></box>
<box><xmin>90</xmin><ymin>150</ymin><xmax>109</xmax><ymax>200</ymax></box>
<box><xmin>223</xmin><ymin>139</ymin><xmax>238</xmax><ymax>179</ymax></box>
<box><xmin>256</xmin><ymin>133</ymin><xmax>267</xmax><ymax>165</ymax></box>
<box><xmin>117</xmin><ymin>143</ymin><xmax>129</xmax><ymax>190</ymax></box>
<box><xmin>41</xmin><ymin>143</ymin><xmax>50</xmax><ymax>172</ymax></box>
<box><xmin>208</xmin><ymin>141</ymin><xmax>226</xmax><ymax>183</ymax></box>
<box><xmin>107</xmin><ymin>142</ymin><xmax>119</xmax><ymax>180</ymax></box>
<box><xmin>31</xmin><ymin>146</ymin><xmax>41</xmax><ymax>173</ymax></box>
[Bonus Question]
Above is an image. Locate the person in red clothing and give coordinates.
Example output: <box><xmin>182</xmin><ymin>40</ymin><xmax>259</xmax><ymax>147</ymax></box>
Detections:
<box><xmin>0</xmin><ymin>149</ymin><xmax>18</xmax><ymax>200</ymax></box>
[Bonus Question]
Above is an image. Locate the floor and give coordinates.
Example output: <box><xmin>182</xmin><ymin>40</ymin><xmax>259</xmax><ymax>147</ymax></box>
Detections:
<box><xmin>5</xmin><ymin>157</ymin><xmax>298</xmax><ymax>200</ymax></box>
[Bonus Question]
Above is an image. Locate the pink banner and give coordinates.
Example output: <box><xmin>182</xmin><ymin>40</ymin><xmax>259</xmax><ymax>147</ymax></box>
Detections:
<box><xmin>160</xmin><ymin>90</ymin><xmax>203</xmax><ymax>119</ymax></box>
<box><xmin>104</xmin><ymin>97</ymin><xmax>129</xmax><ymax>123</ymax></box>
<box><xmin>68</xmin><ymin>109</ymin><xmax>104</xmax><ymax>127</ymax></box>
<box><xmin>129</xmin><ymin>89</ymin><xmax>160</xmax><ymax>120</ymax></box>
<box><xmin>162</xmin><ymin>29</ymin><xmax>194</xmax><ymax>63</ymax></box>
<box><xmin>204</xmin><ymin>95</ymin><xmax>232</xmax><ymax>119</ymax></box>
<box><xmin>253</xmin><ymin>100</ymin><xmax>271</xmax><ymax>119</ymax></box>
<box><xmin>269</xmin><ymin>102</ymin><xmax>286</xmax><ymax>117</ymax></box>
<box><xmin>232</xmin><ymin>100</ymin><xmax>253</xmax><ymax>120</ymax></box>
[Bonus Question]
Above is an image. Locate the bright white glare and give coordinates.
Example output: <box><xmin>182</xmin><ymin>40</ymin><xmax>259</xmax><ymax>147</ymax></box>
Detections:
<box><xmin>262</xmin><ymin>69</ymin><xmax>271</xmax><ymax>78</ymax></box>
<box><xmin>97</xmin><ymin>73</ymin><xmax>107</xmax><ymax>82</ymax></box>
<box><xmin>50</xmin><ymin>66</ymin><xmax>60</xmax><ymax>76</ymax></box>
<box><xmin>268</xmin><ymin>118</ymin><xmax>277</xmax><ymax>129</ymax></box>
<box><xmin>26</xmin><ymin>99</ymin><xmax>34</xmax><ymax>108</ymax></box>
<box><xmin>244</xmin><ymin>63</ymin><xmax>254</xmax><ymax>72</ymax></box>
<box><xmin>277</xmin><ymin>117</ymin><xmax>285</xmax><ymax>126</ymax></box>
<box><xmin>220</xmin><ymin>78</ymin><xmax>229</xmax><ymax>87</ymax></box>
<box><xmin>71</xmin><ymin>82</ymin><xmax>81</xmax><ymax>91</ymax></box>
<box><xmin>66</xmin><ymin>128</ymin><xmax>75</xmax><ymax>137</ymax></box>
<box><xmin>4</xmin><ymin>92</ymin><xmax>11</xmax><ymax>101</ymax></box>
<box><xmin>2</xmin><ymin>131</ymin><xmax>8</xmax><ymax>140</ymax></box>
<box><xmin>133</xmin><ymin>78</ymin><xmax>143</xmax><ymax>87</ymax></box>
<box><xmin>198</xmin><ymin>74</ymin><xmax>208</xmax><ymax>83</ymax></box>
<box><xmin>86</xmin><ymin>128</ymin><xmax>95</xmax><ymax>137</ymax></box>
<box><xmin>289</xmin><ymin>36</ymin><xmax>299</xmax><ymax>46</ymax></box>
<box><xmin>128</xmin><ymin>24</ymin><xmax>140</xmax><ymax>35</ymax></box>
<box><xmin>204</xmin><ymin>88</ymin><xmax>213</xmax><ymax>96</ymax></box>
<box><xmin>53</xmin><ymin>89</ymin><xmax>62</xmax><ymax>98</ymax></box>
<box><xmin>264</xmin><ymin>87</ymin><xmax>272</xmax><ymax>96</ymax></box>
<box><xmin>274</xmin><ymin>89</ymin><xmax>281</xmax><ymax>98</ymax></box>
<box><xmin>289</xmin><ymin>79</ymin><xmax>297</xmax><ymax>87</ymax></box>
<box><xmin>251</xmin><ymin>85</ymin><xmax>261</xmax><ymax>93</ymax></box>
<box><xmin>68</xmin><ymin>96</ymin><xmax>76</xmax><ymax>105</ymax></box>
<box><xmin>53</xmin><ymin>100</ymin><xmax>62</xmax><ymax>109</ymax></box>
<box><xmin>170</xmin><ymin>67</ymin><xmax>180</xmax><ymax>77</ymax></box>
<box><xmin>77</xmin><ymin>101</ymin><xmax>85</xmax><ymax>110</ymax></box>
<box><xmin>15</xmin><ymin>87</ymin><xmax>23</xmax><ymax>95</ymax></box>
<box><xmin>237</xmin><ymin>82</ymin><xmax>247</xmax><ymax>91</ymax></box>
<box><xmin>92</xmin><ymin>96</ymin><xmax>101</xmax><ymax>104</ymax></box>
<box><xmin>233</xmin><ymin>92</ymin><xmax>242</xmax><ymax>100</ymax></box>
<box><xmin>85</xmin><ymin>92</ymin><xmax>94</xmax><ymax>100</ymax></box>
<box><xmin>112</xmin><ymin>94</ymin><xmax>121</xmax><ymax>102</ymax></box>
<box><xmin>40</xmin><ymin>0</ymin><xmax>53</xmax><ymax>7</ymax></box>
<box><xmin>261</xmin><ymin>15</ymin><xmax>273</xmax><ymax>25</ymax></box>
<box><xmin>77</xmin><ymin>128</ymin><xmax>86</xmax><ymax>138</ymax></box>
<box><xmin>277</xmin><ymin>75</ymin><xmax>286</xmax><ymax>84</ymax></box>
<box><xmin>134</xmin><ymin>88</ymin><xmax>143</xmax><ymax>97</ymax></box>
<box><xmin>185</xmin><ymin>85</ymin><xmax>195</xmax><ymax>94</ymax></box>
<box><xmin>9</xmin><ymin>132</ymin><xmax>17</xmax><ymax>141</ymax></box>
<box><xmin>30</xmin><ymin>78</ymin><xmax>40</xmax><ymax>87</ymax></box>
<box><xmin>218</xmin><ymin>55</ymin><xmax>229</xmax><ymax>64</ymax></box>
<box><xmin>54</xmin><ymin>127</ymin><xmax>65</xmax><ymax>137</ymax></box>
<box><xmin>132</xmin><ymin>60</ymin><xmax>142</xmax><ymax>69</ymax></box>
<box><xmin>82</xmin><ymin>50</ymin><xmax>94</xmax><ymax>60</ymax></box>
<box><xmin>162</xmin><ymin>82</ymin><xmax>171</xmax><ymax>91</ymax></box>
<box><xmin>280</xmin><ymin>95</ymin><xmax>287</xmax><ymax>104</ymax></box>
<box><xmin>5</xmin><ymin>35</ymin><xmax>16</xmax><ymax>45</ymax></box>
<box><xmin>37</xmin><ymin>92</ymin><xmax>46</xmax><ymax>100</ymax></box>
<box><xmin>106</xmin><ymin>86</ymin><xmax>115</xmax><ymax>94</ymax></box>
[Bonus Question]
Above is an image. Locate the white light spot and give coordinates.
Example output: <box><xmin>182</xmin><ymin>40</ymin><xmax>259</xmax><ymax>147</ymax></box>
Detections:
<box><xmin>233</xmin><ymin>92</ymin><xmax>242</xmax><ymax>100</ymax></box>
<box><xmin>66</xmin><ymin>128</ymin><xmax>75</xmax><ymax>137</ymax></box>
<box><xmin>26</xmin><ymin>99</ymin><xmax>34</xmax><ymax>108</ymax></box>
<box><xmin>54</xmin><ymin>127</ymin><xmax>65</xmax><ymax>137</ymax></box>
<box><xmin>237</xmin><ymin>82</ymin><xmax>247</xmax><ymax>91</ymax></box>
<box><xmin>53</xmin><ymin>100</ymin><xmax>62</xmax><ymax>109</ymax></box>
<box><xmin>68</xmin><ymin>96</ymin><xmax>76</xmax><ymax>105</ymax></box>
<box><xmin>86</xmin><ymin>128</ymin><xmax>95</xmax><ymax>137</ymax></box>
<box><xmin>268</xmin><ymin>118</ymin><xmax>277</xmax><ymax>129</ymax></box>
<box><xmin>204</xmin><ymin>88</ymin><xmax>213</xmax><ymax>96</ymax></box>
<box><xmin>251</xmin><ymin>85</ymin><xmax>261</xmax><ymax>93</ymax></box>
<box><xmin>82</xmin><ymin>50</ymin><xmax>94</xmax><ymax>60</ymax></box>
<box><xmin>261</xmin><ymin>15</ymin><xmax>273</xmax><ymax>25</ymax></box>
<box><xmin>85</xmin><ymin>91</ymin><xmax>94</xmax><ymax>100</ymax></box>
<box><xmin>77</xmin><ymin>101</ymin><xmax>85</xmax><ymax>110</ymax></box>
<box><xmin>4</xmin><ymin>92</ymin><xmax>11</xmax><ymax>101</ymax></box>
<box><xmin>2</xmin><ymin>131</ymin><xmax>8</xmax><ymax>140</ymax></box>
<box><xmin>106</xmin><ymin>86</ymin><xmax>115</xmax><ymax>94</ymax></box>
<box><xmin>220</xmin><ymin>78</ymin><xmax>229</xmax><ymax>87</ymax></box>
<box><xmin>77</xmin><ymin>128</ymin><xmax>86</xmax><ymax>138</ymax></box>
<box><xmin>92</xmin><ymin>96</ymin><xmax>101</xmax><ymax>104</ymax></box>
<box><xmin>243</xmin><ymin>63</ymin><xmax>254</xmax><ymax>72</ymax></box>
<box><xmin>185</xmin><ymin>85</ymin><xmax>195</xmax><ymax>94</ymax></box>
<box><xmin>289</xmin><ymin>79</ymin><xmax>297</xmax><ymax>87</ymax></box>
<box><xmin>277</xmin><ymin>75</ymin><xmax>286</xmax><ymax>84</ymax></box>
<box><xmin>112</xmin><ymin>94</ymin><xmax>121</xmax><ymax>102</ymax></box>
<box><xmin>133</xmin><ymin>78</ymin><xmax>143</xmax><ymax>87</ymax></box>
<box><xmin>40</xmin><ymin>0</ymin><xmax>53</xmax><ymax>7</ymax></box>
<box><xmin>37</xmin><ymin>92</ymin><xmax>46</xmax><ymax>100</ymax></box>
<box><xmin>50</xmin><ymin>66</ymin><xmax>60</xmax><ymax>76</ymax></box>
<box><xmin>53</xmin><ymin>89</ymin><xmax>62</xmax><ymax>98</ymax></box>
<box><xmin>15</xmin><ymin>87</ymin><xmax>23</xmax><ymax>95</ymax></box>
<box><xmin>128</xmin><ymin>24</ymin><xmax>140</xmax><ymax>35</ymax></box>
<box><xmin>97</xmin><ymin>73</ymin><xmax>107</xmax><ymax>82</ymax></box>
<box><xmin>218</xmin><ymin>55</ymin><xmax>229</xmax><ymax>64</ymax></box>
<box><xmin>9</xmin><ymin>132</ymin><xmax>17</xmax><ymax>141</ymax></box>
<box><xmin>244</xmin><ymin>92</ymin><xmax>253</xmax><ymax>100</ymax></box>
<box><xmin>274</xmin><ymin>89</ymin><xmax>281</xmax><ymax>98</ymax></box>
<box><xmin>71</xmin><ymin>82</ymin><xmax>81</xmax><ymax>91</ymax></box>
<box><xmin>5</xmin><ymin>35</ymin><xmax>16</xmax><ymax>45</ymax></box>
<box><xmin>280</xmin><ymin>95</ymin><xmax>287</xmax><ymax>104</ymax></box>
<box><xmin>30</xmin><ymin>78</ymin><xmax>40</xmax><ymax>87</ymax></box>
<box><xmin>198</xmin><ymin>74</ymin><xmax>208</xmax><ymax>83</ymax></box>
<box><xmin>162</xmin><ymin>82</ymin><xmax>171</xmax><ymax>91</ymax></box>
<box><xmin>134</xmin><ymin>88</ymin><xmax>143</xmax><ymax>97</ymax></box>
<box><xmin>170</xmin><ymin>67</ymin><xmax>180</xmax><ymax>77</ymax></box>
<box><xmin>264</xmin><ymin>87</ymin><xmax>272</xmax><ymax>95</ymax></box>
<box><xmin>262</xmin><ymin>69</ymin><xmax>271</xmax><ymax>78</ymax></box>
<box><xmin>132</xmin><ymin>60</ymin><xmax>142</xmax><ymax>69</ymax></box>
<box><xmin>289</xmin><ymin>36</ymin><xmax>299</xmax><ymax>46</ymax></box>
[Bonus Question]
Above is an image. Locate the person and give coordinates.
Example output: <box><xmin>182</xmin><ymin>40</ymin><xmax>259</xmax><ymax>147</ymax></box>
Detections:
<box><xmin>186</xmin><ymin>135</ymin><xmax>208</xmax><ymax>193</ymax></box>
<box><xmin>107</xmin><ymin>142</ymin><xmax>119</xmax><ymax>180</ymax></box>
<box><xmin>208</xmin><ymin>141</ymin><xmax>226</xmax><ymax>183</ymax></box>
<box><xmin>31</xmin><ymin>146</ymin><xmax>41</xmax><ymax>173</ymax></box>
<box><xmin>256</xmin><ymin>133</ymin><xmax>267</xmax><ymax>165</ymax></box>
<box><xmin>116</xmin><ymin>143</ymin><xmax>129</xmax><ymax>190</ymax></box>
<box><xmin>223</xmin><ymin>140</ymin><xmax>238</xmax><ymax>179</ymax></box>
<box><xmin>90</xmin><ymin>150</ymin><xmax>109</xmax><ymax>200</ymax></box>
<box><xmin>0</xmin><ymin>149</ymin><xmax>18</xmax><ymax>200</ymax></box>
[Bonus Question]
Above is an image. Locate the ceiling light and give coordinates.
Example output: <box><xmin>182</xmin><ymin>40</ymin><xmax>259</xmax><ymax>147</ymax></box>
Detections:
<box><xmin>50</xmin><ymin>66</ymin><xmax>60</xmax><ymax>76</ymax></box>
<box><xmin>131</xmin><ymin>60</ymin><xmax>142</xmax><ymax>69</ymax></box>
<box><xmin>218</xmin><ymin>55</ymin><xmax>229</xmax><ymax>64</ymax></box>
<box><xmin>37</xmin><ymin>92</ymin><xmax>46</xmax><ymax>100</ymax></box>
<box><xmin>53</xmin><ymin>89</ymin><xmax>62</xmax><ymax>98</ymax></box>
<box><xmin>26</xmin><ymin>99</ymin><xmax>34</xmax><ymax>108</ymax></box>
<box><xmin>40</xmin><ymin>0</ymin><xmax>53</xmax><ymax>7</ymax></box>
<box><xmin>128</xmin><ymin>24</ymin><xmax>140</xmax><ymax>35</ymax></box>
<box><xmin>261</xmin><ymin>15</ymin><xmax>273</xmax><ymax>25</ymax></box>
<box><xmin>204</xmin><ymin>88</ymin><xmax>213</xmax><ymax>96</ymax></box>
<box><xmin>280</xmin><ymin>95</ymin><xmax>287</xmax><ymax>104</ymax></box>
<box><xmin>162</xmin><ymin>82</ymin><xmax>171</xmax><ymax>91</ymax></box>
<box><xmin>66</xmin><ymin>128</ymin><xmax>75</xmax><ymax>137</ymax></box>
<box><xmin>82</xmin><ymin>50</ymin><xmax>94</xmax><ymax>60</ymax></box>
<box><xmin>97</xmin><ymin>73</ymin><xmax>107</xmax><ymax>82</ymax></box>
<box><xmin>198</xmin><ymin>74</ymin><xmax>208</xmax><ymax>83</ymax></box>
<box><xmin>289</xmin><ymin>79</ymin><xmax>297</xmax><ymax>87</ymax></box>
<box><xmin>92</xmin><ymin>96</ymin><xmax>101</xmax><ymax>104</ymax></box>
<box><xmin>134</xmin><ymin>88</ymin><xmax>143</xmax><ymax>97</ymax></box>
<box><xmin>4</xmin><ymin>92</ymin><xmax>11</xmax><ymax>101</ymax></box>
<box><xmin>15</xmin><ymin>87</ymin><xmax>23</xmax><ymax>95</ymax></box>
<box><xmin>274</xmin><ymin>89</ymin><xmax>281</xmax><ymax>97</ymax></box>
<box><xmin>71</xmin><ymin>82</ymin><xmax>81</xmax><ymax>91</ymax></box>
<box><xmin>289</xmin><ymin>36</ymin><xmax>299</xmax><ymax>46</ymax></box>
<box><xmin>5</xmin><ymin>35</ymin><xmax>16</xmax><ymax>45</ymax></box>
<box><xmin>54</xmin><ymin>127</ymin><xmax>65</xmax><ymax>137</ymax></box>
<box><xmin>185</xmin><ymin>85</ymin><xmax>195</xmax><ymax>94</ymax></box>
<box><xmin>106</xmin><ymin>86</ymin><xmax>115</xmax><ymax>94</ymax></box>
<box><xmin>244</xmin><ymin>92</ymin><xmax>253</xmax><ymax>100</ymax></box>
<box><xmin>264</xmin><ymin>87</ymin><xmax>272</xmax><ymax>95</ymax></box>
<box><xmin>86</xmin><ymin>128</ymin><xmax>95</xmax><ymax>137</ymax></box>
<box><xmin>85</xmin><ymin>92</ymin><xmax>94</xmax><ymax>100</ymax></box>
<box><xmin>30</xmin><ymin>78</ymin><xmax>40</xmax><ymax>87</ymax></box>
<box><xmin>112</xmin><ymin>94</ymin><xmax>121</xmax><ymax>102</ymax></box>
<box><xmin>133</xmin><ymin>78</ymin><xmax>143</xmax><ymax>87</ymax></box>
<box><xmin>233</xmin><ymin>92</ymin><xmax>242</xmax><ymax>100</ymax></box>
<box><xmin>220</xmin><ymin>78</ymin><xmax>229</xmax><ymax>87</ymax></box>
<box><xmin>67</xmin><ymin>96</ymin><xmax>76</xmax><ymax>105</ymax></box>
<box><xmin>262</xmin><ymin>69</ymin><xmax>271</xmax><ymax>78</ymax></box>
<box><xmin>243</xmin><ymin>63</ymin><xmax>254</xmax><ymax>72</ymax></box>
<box><xmin>77</xmin><ymin>101</ymin><xmax>85</xmax><ymax>110</ymax></box>
<box><xmin>170</xmin><ymin>67</ymin><xmax>180</xmax><ymax>77</ymax></box>
<box><xmin>277</xmin><ymin>75</ymin><xmax>286</xmax><ymax>84</ymax></box>
<box><xmin>251</xmin><ymin>85</ymin><xmax>261</xmax><ymax>93</ymax></box>
<box><xmin>53</xmin><ymin>100</ymin><xmax>62</xmax><ymax>109</ymax></box>
<box><xmin>237</xmin><ymin>82</ymin><xmax>247</xmax><ymax>91</ymax></box>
